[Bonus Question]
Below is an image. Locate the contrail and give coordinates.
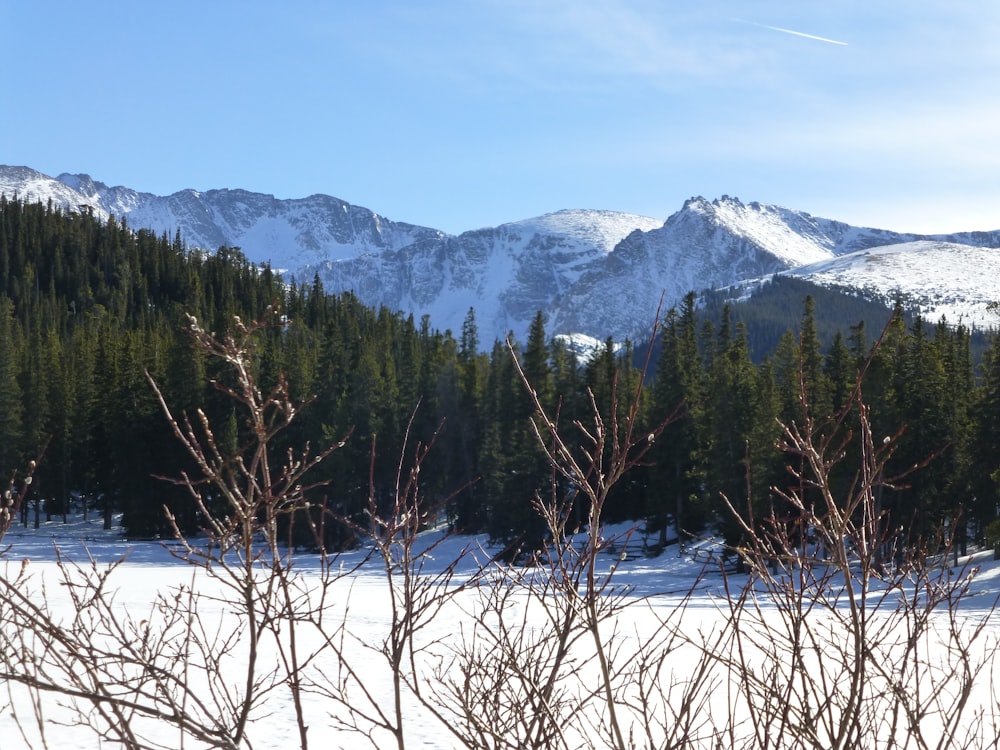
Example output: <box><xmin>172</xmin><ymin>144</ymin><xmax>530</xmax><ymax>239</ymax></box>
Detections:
<box><xmin>735</xmin><ymin>18</ymin><xmax>849</xmax><ymax>46</ymax></box>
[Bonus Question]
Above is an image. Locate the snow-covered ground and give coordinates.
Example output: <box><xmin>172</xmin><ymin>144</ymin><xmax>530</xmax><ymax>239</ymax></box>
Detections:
<box><xmin>2</xmin><ymin>513</ymin><xmax>999</xmax><ymax>748</ymax></box>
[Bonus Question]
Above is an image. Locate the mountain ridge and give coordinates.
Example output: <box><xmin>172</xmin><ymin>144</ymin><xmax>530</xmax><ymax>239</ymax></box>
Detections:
<box><xmin>2</xmin><ymin>165</ymin><xmax>998</xmax><ymax>340</ymax></box>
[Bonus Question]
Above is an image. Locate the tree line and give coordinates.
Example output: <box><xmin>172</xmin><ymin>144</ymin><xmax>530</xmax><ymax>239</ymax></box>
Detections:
<box><xmin>1</xmin><ymin>196</ymin><xmax>999</xmax><ymax>554</ymax></box>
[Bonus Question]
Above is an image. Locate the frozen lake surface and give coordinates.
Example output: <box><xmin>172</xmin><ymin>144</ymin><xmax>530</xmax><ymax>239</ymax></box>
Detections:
<box><xmin>2</xmin><ymin>512</ymin><xmax>999</xmax><ymax>748</ymax></box>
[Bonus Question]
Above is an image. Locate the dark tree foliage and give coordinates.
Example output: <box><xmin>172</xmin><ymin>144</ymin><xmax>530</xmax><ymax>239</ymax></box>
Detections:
<box><xmin>0</xmin><ymin>199</ymin><xmax>475</xmax><ymax>539</ymax></box>
<box><xmin>0</xmin><ymin>196</ymin><xmax>995</xmax><ymax>555</ymax></box>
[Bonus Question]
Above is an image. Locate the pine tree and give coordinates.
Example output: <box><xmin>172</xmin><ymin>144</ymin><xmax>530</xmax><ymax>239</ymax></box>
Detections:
<box><xmin>824</xmin><ymin>330</ymin><xmax>854</xmax><ymax>416</ymax></box>
<box><xmin>523</xmin><ymin>311</ymin><xmax>553</xmax><ymax>410</ymax></box>
<box><xmin>650</xmin><ymin>294</ymin><xmax>706</xmax><ymax>547</ymax></box>
<box><xmin>885</xmin><ymin>317</ymin><xmax>946</xmax><ymax>538</ymax></box>
<box><xmin>477</xmin><ymin>331</ymin><xmax>547</xmax><ymax>552</ymax></box>
<box><xmin>0</xmin><ymin>297</ymin><xmax>24</xmax><ymax>474</ymax></box>
<box><xmin>798</xmin><ymin>295</ymin><xmax>830</xmax><ymax>419</ymax></box>
<box><xmin>973</xmin><ymin>330</ymin><xmax>1000</xmax><ymax>545</ymax></box>
<box><xmin>507</xmin><ymin>315</ymin><xmax>554</xmax><ymax>548</ymax></box>
<box><xmin>451</xmin><ymin>308</ymin><xmax>486</xmax><ymax>531</ymax></box>
<box><xmin>935</xmin><ymin>319</ymin><xmax>974</xmax><ymax>550</ymax></box>
<box><xmin>703</xmin><ymin>310</ymin><xmax>761</xmax><ymax>544</ymax></box>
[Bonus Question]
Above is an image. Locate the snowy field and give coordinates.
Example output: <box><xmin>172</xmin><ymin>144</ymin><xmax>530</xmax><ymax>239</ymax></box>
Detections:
<box><xmin>2</xmin><ymin>513</ymin><xmax>999</xmax><ymax>749</ymax></box>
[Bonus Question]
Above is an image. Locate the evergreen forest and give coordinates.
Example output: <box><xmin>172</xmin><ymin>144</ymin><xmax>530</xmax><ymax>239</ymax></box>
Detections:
<box><xmin>2</xmin><ymin>196</ymin><xmax>1000</xmax><ymax>556</ymax></box>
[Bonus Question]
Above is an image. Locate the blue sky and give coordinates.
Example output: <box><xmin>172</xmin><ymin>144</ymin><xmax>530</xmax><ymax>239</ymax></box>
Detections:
<box><xmin>3</xmin><ymin>1</ymin><xmax>998</xmax><ymax>235</ymax></box>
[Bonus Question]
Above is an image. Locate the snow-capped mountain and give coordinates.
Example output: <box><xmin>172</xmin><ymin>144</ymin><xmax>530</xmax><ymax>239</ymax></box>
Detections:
<box><xmin>783</xmin><ymin>241</ymin><xmax>1000</xmax><ymax>330</ymax></box>
<box><xmin>305</xmin><ymin>208</ymin><xmax>665</xmax><ymax>341</ymax></box>
<box><xmin>2</xmin><ymin>165</ymin><xmax>999</xmax><ymax>341</ymax></box>
<box><xmin>528</xmin><ymin>197</ymin><xmax>1000</xmax><ymax>338</ymax></box>
<box><xmin>0</xmin><ymin>166</ymin><xmax>445</xmax><ymax>272</ymax></box>
<box><xmin>1</xmin><ymin>166</ymin><xmax>111</xmax><ymax>217</ymax></box>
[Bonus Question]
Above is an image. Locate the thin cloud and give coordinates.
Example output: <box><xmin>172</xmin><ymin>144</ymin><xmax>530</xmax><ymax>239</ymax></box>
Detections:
<box><xmin>735</xmin><ymin>18</ymin><xmax>848</xmax><ymax>46</ymax></box>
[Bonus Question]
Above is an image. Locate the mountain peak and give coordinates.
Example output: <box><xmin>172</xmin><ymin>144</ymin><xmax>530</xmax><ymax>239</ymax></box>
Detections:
<box><xmin>505</xmin><ymin>209</ymin><xmax>664</xmax><ymax>254</ymax></box>
<box><xmin>56</xmin><ymin>172</ymin><xmax>102</xmax><ymax>198</ymax></box>
<box><xmin>2</xmin><ymin>165</ymin><xmax>998</xmax><ymax>342</ymax></box>
<box><xmin>682</xmin><ymin>195</ymin><xmax>710</xmax><ymax>210</ymax></box>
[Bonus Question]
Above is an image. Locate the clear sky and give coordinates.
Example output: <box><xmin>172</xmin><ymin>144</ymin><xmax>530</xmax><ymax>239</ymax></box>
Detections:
<box><xmin>2</xmin><ymin>1</ymin><xmax>998</xmax><ymax>235</ymax></box>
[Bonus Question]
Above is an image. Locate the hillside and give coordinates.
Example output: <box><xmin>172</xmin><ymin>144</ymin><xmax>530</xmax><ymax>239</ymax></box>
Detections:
<box><xmin>3</xmin><ymin>166</ymin><xmax>999</xmax><ymax>342</ymax></box>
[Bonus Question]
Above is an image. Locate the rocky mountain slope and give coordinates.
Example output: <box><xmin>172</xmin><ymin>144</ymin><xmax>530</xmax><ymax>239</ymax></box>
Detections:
<box><xmin>2</xmin><ymin>165</ymin><xmax>998</xmax><ymax>341</ymax></box>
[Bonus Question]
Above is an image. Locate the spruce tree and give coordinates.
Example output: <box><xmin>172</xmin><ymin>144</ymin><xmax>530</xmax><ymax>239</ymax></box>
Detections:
<box><xmin>973</xmin><ymin>331</ymin><xmax>1000</xmax><ymax>545</ymax></box>
<box><xmin>0</xmin><ymin>297</ymin><xmax>24</xmax><ymax>474</ymax></box>
<box><xmin>650</xmin><ymin>295</ymin><xmax>706</xmax><ymax>547</ymax></box>
<box><xmin>703</xmin><ymin>310</ymin><xmax>760</xmax><ymax>545</ymax></box>
<box><xmin>451</xmin><ymin>308</ymin><xmax>486</xmax><ymax>531</ymax></box>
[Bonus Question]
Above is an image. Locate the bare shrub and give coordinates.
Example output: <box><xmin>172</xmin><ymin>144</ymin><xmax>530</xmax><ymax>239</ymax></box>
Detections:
<box><xmin>1</xmin><ymin>306</ymin><xmax>999</xmax><ymax>750</ymax></box>
<box><xmin>1</xmin><ymin>457</ymin><xmax>42</xmax><ymax>543</ymax></box>
<box><xmin>431</xmin><ymin>316</ymin><xmax>1000</xmax><ymax>750</ymax></box>
<box><xmin>697</xmin><ymin>333</ymin><xmax>1000</xmax><ymax>749</ymax></box>
<box><xmin>0</xmin><ymin>310</ymin><xmax>478</xmax><ymax>750</ymax></box>
<box><xmin>0</xmin><ymin>309</ymin><xmax>358</xmax><ymax>748</ymax></box>
<box><xmin>306</xmin><ymin>409</ymin><xmax>478</xmax><ymax>750</ymax></box>
<box><xmin>416</xmin><ymin>328</ymin><xmax>728</xmax><ymax>750</ymax></box>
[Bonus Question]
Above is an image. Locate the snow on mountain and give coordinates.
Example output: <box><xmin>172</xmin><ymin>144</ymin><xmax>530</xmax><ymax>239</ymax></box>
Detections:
<box><xmin>0</xmin><ymin>166</ymin><xmax>110</xmax><ymax>219</ymax></box>
<box><xmin>2</xmin><ymin>166</ymin><xmax>999</xmax><ymax>342</ymax></box>
<box><xmin>784</xmin><ymin>241</ymin><xmax>1000</xmax><ymax>330</ymax></box>
<box><xmin>305</xmin><ymin>209</ymin><xmax>664</xmax><ymax>340</ymax></box>
<box><xmin>126</xmin><ymin>189</ymin><xmax>448</xmax><ymax>272</ymax></box>
<box><xmin>52</xmin><ymin>172</ymin><xmax>448</xmax><ymax>273</ymax></box>
<box><xmin>548</xmin><ymin>196</ymin><xmax>935</xmax><ymax>339</ymax></box>
<box><xmin>55</xmin><ymin>172</ymin><xmax>152</xmax><ymax>216</ymax></box>
<box><xmin>509</xmin><ymin>209</ymin><xmax>664</xmax><ymax>255</ymax></box>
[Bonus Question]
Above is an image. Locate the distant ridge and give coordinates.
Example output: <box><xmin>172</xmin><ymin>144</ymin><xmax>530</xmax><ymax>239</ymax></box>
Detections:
<box><xmin>2</xmin><ymin>165</ymin><xmax>999</xmax><ymax>340</ymax></box>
